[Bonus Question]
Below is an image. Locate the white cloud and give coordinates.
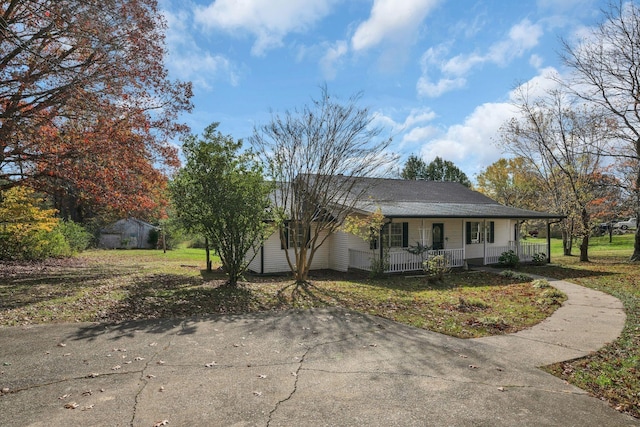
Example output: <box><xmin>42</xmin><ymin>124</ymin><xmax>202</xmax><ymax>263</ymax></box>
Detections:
<box><xmin>529</xmin><ymin>53</ymin><xmax>544</xmax><ymax>69</ymax></box>
<box><xmin>418</xmin><ymin>100</ymin><xmax>518</xmax><ymax>175</ymax></box>
<box><xmin>194</xmin><ymin>0</ymin><xmax>337</xmax><ymax>56</ymax></box>
<box><xmin>320</xmin><ymin>40</ymin><xmax>349</xmax><ymax>80</ymax></box>
<box><xmin>487</xmin><ymin>19</ymin><xmax>543</xmax><ymax>65</ymax></box>
<box><xmin>508</xmin><ymin>66</ymin><xmax>561</xmax><ymax>100</ymax></box>
<box><xmin>162</xmin><ymin>8</ymin><xmax>240</xmax><ymax>89</ymax></box>
<box><xmin>412</xmin><ymin>68</ymin><xmax>568</xmax><ymax>177</ymax></box>
<box><xmin>416</xmin><ymin>18</ymin><xmax>544</xmax><ymax>98</ymax></box>
<box><xmin>351</xmin><ymin>0</ymin><xmax>440</xmax><ymax>51</ymax></box>
<box><xmin>416</xmin><ymin>76</ymin><xmax>466</xmax><ymax>97</ymax></box>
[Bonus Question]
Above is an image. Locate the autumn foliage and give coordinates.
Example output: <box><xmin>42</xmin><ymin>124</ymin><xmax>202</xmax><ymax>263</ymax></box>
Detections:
<box><xmin>0</xmin><ymin>186</ymin><xmax>66</xmax><ymax>259</ymax></box>
<box><xmin>0</xmin><ymin>0</ymin><xmax>192</xmax><ymax>220</ymax></box>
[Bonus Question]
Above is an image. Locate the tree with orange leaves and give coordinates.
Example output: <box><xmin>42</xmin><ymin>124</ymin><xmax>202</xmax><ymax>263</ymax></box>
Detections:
<box><xmin>0</xmin><ymin>0</ymin><xmax>192</xmax><ymax>220</ymax></box>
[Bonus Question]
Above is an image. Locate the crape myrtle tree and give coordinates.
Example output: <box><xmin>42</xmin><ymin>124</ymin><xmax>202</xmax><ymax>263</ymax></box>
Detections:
<box><xmin>170</xmin><ymin>123</ymin><xmax>273</xmax><ymax>287</ymax></box>
<box><xmin>0</xmin><ymin>0</ymin><xmax>192</xmax><ymax>220</ymax></box>
<box><xmin>560</xmin><ymin>0</ymin><xmax>640</xmax><ymax>260</ymax></box>
<box><xmin>498</xmin><ymin>85</ymin><xmax>609</xmax><ymax>261</ymax></box>
<box><xmin>401</xmin><ymin>155</ymin><xmax>471</xmax><ymax>187</ymax></box>
<box><xmin>251</xmin><ymin>86</ymin><xmax>396</xmax><ymax>285</ymax></box>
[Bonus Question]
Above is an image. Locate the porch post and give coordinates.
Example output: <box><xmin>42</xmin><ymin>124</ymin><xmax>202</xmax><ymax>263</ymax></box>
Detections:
<box><xmin>515</xmin><ymin>221</ymin><xmax>520</xmax><ymax>258</ymax></box>
<box><xmin>483</xmin><ymin>219</ymin><xmax>487</xmax><ymax>265</ymax></box>
<box><xmin>547</xmin><ymin>220</ymin><xmax>552</xmax><ymax>263</ymax></box>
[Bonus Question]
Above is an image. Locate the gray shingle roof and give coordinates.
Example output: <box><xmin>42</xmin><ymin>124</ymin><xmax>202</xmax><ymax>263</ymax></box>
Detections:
<box><xmin>342</xmin><ymin>177</ymin><xmax>563</xmax><ymax>219</ymax></box>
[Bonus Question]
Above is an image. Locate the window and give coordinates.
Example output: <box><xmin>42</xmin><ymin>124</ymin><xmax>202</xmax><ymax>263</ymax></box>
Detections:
<box><xmin>468</xmin><ymin>222</ymin><xmax>481</xmax><ymax>244</ymax></box>
<box><xmin>381</xmin><ymin>222</ymin><xmax>408</xmax><ymax>248</ymax></box>
<box><xmin>281</xmin><ymin>222</ymin><xmax>310</xmax><ymax>249</ymax></box>
<box><xmin>466</xmin><ymin>221</ymin><xmax>495</xmax><ymax>244</ymax></box>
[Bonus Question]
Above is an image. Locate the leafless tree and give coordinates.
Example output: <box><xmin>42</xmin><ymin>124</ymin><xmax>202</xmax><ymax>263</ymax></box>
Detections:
<box><xmin>498</xmin><ymin>85</ymin><xmax>609</xmax><ymax>261</ymax></box>
<box><xmin>561</xmin><ymin>0</ymin><xmax>640</xmax><ymax>260</ymax></box>
<box><xmin>251</xmin><ymin>86</ymin><xmax>396</xmax><ymax>284</ymax></box>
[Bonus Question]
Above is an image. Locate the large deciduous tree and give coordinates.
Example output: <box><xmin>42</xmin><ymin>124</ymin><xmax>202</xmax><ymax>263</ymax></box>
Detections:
<box><xmin>251</xmin><ymin>86</ymin><xmax>396</xmax><ymax>285</ymax></box>
<box><xmin>476</xmin><ymin>157</ymin><xmax>540</xmax><ymax>209</ymax></box>
<box><xmin>560</xmin><ymin>0</ymin><xmax>640</xmax><ymax>261</ymax></box>
<box><xmin>1</xmin><ymin>0</ymin><xmax>192</xmax><ymax>219</ymax></box>
<box><xmin>498</xmin><ymin>86</ymin><xmax>609</xmax><ymax>261</ymax></box>
<box><xmin>170</xmin><ymin>123</ymin><xmax>272</xmax><ymax>287</ymax></box>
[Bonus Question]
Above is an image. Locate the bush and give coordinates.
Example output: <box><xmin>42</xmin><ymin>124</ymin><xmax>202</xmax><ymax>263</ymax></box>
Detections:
<box><xmin>498</xmin><ymin>250</ymin><xmax>519</xmax><ymax>268</ymax></box>
<box><xmin>0</xmin><ymin>186</ymin><xmax>71</xmax><ymax>260</ymax></box>
<box><xmin>538</xmin><ymin>288</ymin><xmax>565</xmax><ymax>305</ymax></box>
<box><xmin>532</xmin><ymin>278</ymin><xmax>551</xmax><ymax>289</ymax></box>
<box><xmin>532</xmin><ymin>252</ymin><xmax>546</xmax><ymax>265</ymax></box>
<box><xmin>423</xmin><ymin>254</ymin><xmax>451</xmax><ymax>282</ymax></box>
<box><xmin>58</xmin><ymin>221</ymin><xmax>92</xmax><ymax>253</ymax></box>
<box><xmin>500</xmin><ymin>270</ymin><xmax>531</xmax><ymax>281</ymax></box>
<box><xmin>0</xmin><ymin>227</ymin><xmax>71</xmax><ymax>260</ymax></box>
<box><xmin>369</xmin><ymin>250</ymin><xmax>390</xmax><ymax>279</ymax></box>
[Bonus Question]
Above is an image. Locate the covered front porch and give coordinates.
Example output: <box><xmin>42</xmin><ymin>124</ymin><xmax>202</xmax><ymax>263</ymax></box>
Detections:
<box><xmin>348</xmin><ymin>241</ymin><xmax>547</xmax><ymax>273</ymax></box>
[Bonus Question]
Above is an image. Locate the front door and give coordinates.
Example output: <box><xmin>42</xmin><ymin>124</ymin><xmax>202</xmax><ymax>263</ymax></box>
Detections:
<box><xmin>432</xmin><ymin>223</ymin><xmax>444</xmax><ymax>250</ymax></box>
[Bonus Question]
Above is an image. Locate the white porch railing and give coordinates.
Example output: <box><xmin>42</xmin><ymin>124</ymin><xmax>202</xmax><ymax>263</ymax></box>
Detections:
<box><xmin>484</xmin><ymin>241</ymin><xmax>547</xmax><ymax>264</ymax></box>
<box><xmin>349</xmin><ymin>248</ymin><xmax>465</xmax><ymax>273</ymax></box>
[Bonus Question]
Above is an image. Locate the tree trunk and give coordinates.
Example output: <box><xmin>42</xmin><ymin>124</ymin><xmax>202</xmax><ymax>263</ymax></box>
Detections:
<box><xmin>295</xmin><ymin>246</ymin><xmax>309</xmax><ymax>284</ymax></box>
<box><xmin>205</xmin><ymin>237</ymin><xmax>212</xmax><ymax>272</ymax></box>
<box><xmin>579</xmin><ymin>236</ymin><xmax>589</xmax><ymax>262</ymax></box>
<box><xmin>579</xmin><ymin>207</ymin><xmax>590</xmax><ymax>262</ymax></box>
<box><xmin>632</xmin><ymin>227</ymin><xmax>640</xmax><ymax>262</ymax></box>
<box><xmin>562</xmin><ymin>230</ymin><xmax>572</xmax><ymax>256</ymax></box>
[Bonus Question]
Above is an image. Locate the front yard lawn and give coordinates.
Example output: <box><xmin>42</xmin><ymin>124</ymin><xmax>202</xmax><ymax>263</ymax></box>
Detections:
<box><xmin>0</xmin><ymin>249</ymin><xmax>562</xmax><ymax>340</ymax></box>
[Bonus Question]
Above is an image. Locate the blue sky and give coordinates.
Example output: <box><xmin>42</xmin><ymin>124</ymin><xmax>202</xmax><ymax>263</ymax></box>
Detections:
<box><xmin>160</xmin><ymin>0</ymin><xmax>609</xmax><ymax>180</ymax></box>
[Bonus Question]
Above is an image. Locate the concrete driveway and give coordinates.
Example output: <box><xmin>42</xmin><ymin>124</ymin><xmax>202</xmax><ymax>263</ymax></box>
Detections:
<box><xmin>0</xmin><ymin>277</ymin><xmax>637</xmax><ymax>427</ymax></box>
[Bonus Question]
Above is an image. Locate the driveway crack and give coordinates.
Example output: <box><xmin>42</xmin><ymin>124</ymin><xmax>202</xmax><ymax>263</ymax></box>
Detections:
<box><xmin>265</xmin><ymin>336</ymin><xmax>352</xmax><ymax>427</ymax></box>
<box><xmin>130</xmin><ymin>340</ymin><xmax>173</xmax><ymax>427</ymax></box>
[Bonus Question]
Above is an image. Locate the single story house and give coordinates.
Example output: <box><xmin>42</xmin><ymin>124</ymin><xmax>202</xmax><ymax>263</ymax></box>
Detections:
<box><xmin>99</xmin><ymin>217</ymin><xmax>158</xmax><ymax>249</ymax></box>
<box><xmin>247</xmin><ymin>177</ymin><xmax>563</xmax><ymax>275</ymax></box>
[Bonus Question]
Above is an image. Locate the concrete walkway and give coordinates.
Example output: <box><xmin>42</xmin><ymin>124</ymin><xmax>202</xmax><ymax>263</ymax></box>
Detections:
<box><xmin>472</xmin><ymin>276</ymin><xmax>627</xmax><ymax>366</ymax></box>
<box><xmin>0</xmin><ymin>276</ymin><xmax>636</xmax><ymax>427</ymax></box>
